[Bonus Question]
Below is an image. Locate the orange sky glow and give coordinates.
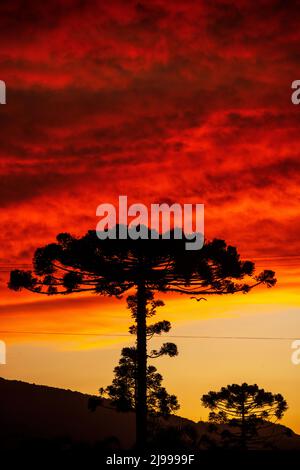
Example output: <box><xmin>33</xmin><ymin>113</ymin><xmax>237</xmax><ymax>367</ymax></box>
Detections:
<box><xmin>0</xmin><ymin>0</ymin><xmax>300</xmax><ymax>433</ymax></box>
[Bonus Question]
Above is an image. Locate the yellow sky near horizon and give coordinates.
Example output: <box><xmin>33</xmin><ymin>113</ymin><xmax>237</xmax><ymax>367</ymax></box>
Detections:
<box><xmin>1</xmin><ymin>261</ymin><xmax>300</xmax><ymax>434</ymax></box>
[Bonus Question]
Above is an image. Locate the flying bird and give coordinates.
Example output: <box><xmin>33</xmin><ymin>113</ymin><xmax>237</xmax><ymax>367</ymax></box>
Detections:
<box><xmin>190</xmin><ymin>296</ymin><xmax>207</xmax><ymax>302</ymax></box>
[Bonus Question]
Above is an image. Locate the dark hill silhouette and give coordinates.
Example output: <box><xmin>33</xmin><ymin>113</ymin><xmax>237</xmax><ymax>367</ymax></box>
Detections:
<box><xmin>1</xmin><ymin>377</ymin><xmax>300</xmax><ymax>453</ymax></box>
<box><xmin>0</xmin><ymin>377</ymin><xmax>136</xmax><ymax>450</ymax></box>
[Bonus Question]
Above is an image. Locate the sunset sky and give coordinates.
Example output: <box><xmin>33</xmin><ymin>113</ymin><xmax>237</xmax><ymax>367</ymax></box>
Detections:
<box><xmin>0</xmin><ymin>0</ymin><xmax>300</xmax><ymax>433</ymax></box>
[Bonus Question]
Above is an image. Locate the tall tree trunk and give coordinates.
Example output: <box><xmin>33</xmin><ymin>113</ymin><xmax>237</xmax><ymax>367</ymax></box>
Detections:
<box><xmin>136</xmin><ymin>280</ymin><xmax>147</xmax><ymax>450</ymax></box>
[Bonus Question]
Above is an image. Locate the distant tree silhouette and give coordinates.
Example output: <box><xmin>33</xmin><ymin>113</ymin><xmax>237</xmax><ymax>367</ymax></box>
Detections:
<box><xmin>95</xmin><ymin>346</ymin><xmax>179</xmax><ymax>416</ymax></box>
<box><xmin>201</xmin><ymin>383</ymin><xmax>288</xmax><ymax>449</ymax></box>
<box><xmin>8</xmin><ymin>227</ymin><xmax>276</xmax><ymax>449</ymax></box>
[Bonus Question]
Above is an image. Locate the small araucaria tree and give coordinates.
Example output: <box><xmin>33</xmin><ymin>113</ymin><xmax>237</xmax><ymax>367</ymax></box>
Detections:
<box><xmin>91</xmin><ymin>294</ymin><xmax>179</xmax><ymax>417</ymax></box>
<box><xmin>8</xmin><ymin>227</ymin><xmax>276</xmax><ymax>448</ymax></box>
<box><xmin>93</xmin><ymin>345</ymin><xmax>180</xmax><ymax>417</ymax></box>
<box><xmin>201</xmin><ymin>383</ymin><xmax>288</xmax><ymax>449</ymax></box>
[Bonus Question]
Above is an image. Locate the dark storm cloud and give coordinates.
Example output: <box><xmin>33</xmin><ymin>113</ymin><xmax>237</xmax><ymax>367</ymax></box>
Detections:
<box><xmin>0</xmin><ymin>0</ymin><xmax>299</xmax><ymax>259</ymax></box>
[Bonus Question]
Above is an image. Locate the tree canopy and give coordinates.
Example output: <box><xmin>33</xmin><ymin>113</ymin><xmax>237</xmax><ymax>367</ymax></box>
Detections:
<box><xmin>8</xmin><ymin>227</ymin><xmax>276</xmax><ymax>296</ymax></box>
<box><xmin>201</xmin><ymin>383</ymin><xmax>288</xmax><ymax>449</ymax></box>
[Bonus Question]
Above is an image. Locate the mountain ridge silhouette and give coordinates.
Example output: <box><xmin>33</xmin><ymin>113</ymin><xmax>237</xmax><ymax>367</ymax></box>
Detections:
<box><xmin>0</xmin><ymin>377</ymin><xmax>299</xmax><ymax>451</ymax></box>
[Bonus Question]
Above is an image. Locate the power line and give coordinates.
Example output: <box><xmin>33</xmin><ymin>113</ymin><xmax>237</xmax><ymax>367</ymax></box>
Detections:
<box><xmin>0</xmin><ymin>330</ymin><xmax>298</xmax><ymax>341</ymax></box>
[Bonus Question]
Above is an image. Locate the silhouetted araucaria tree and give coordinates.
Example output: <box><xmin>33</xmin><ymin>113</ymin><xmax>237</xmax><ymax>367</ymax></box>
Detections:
<box><xmin>8</xmin><ymin>227</ymin><xmax>276</xmax><ymax>449</ymax></box>
<box><xmin>201</xmin><ymin>383</ymin><xmax>288</xmax><ymax>449</ymax></box>
<box><xmin>90</xmin><ymin>345</ymin><xmax>180</xmax><ymax>417</ymax></box>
